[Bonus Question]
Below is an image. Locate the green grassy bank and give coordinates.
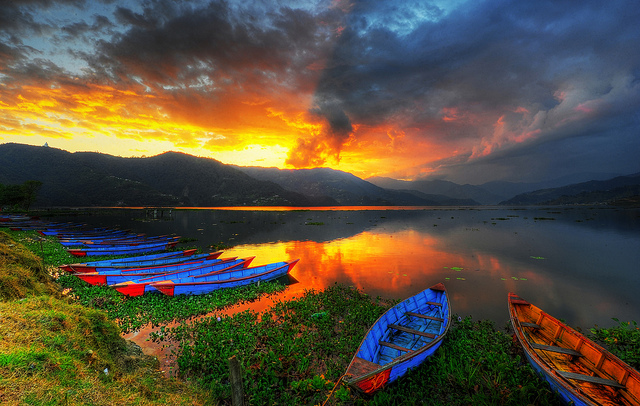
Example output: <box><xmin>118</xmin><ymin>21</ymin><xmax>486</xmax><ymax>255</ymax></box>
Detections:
<box><xmin>1</xmin><ymin>228</ymin><xmax>638</xmax><ymax>405</ymax></box>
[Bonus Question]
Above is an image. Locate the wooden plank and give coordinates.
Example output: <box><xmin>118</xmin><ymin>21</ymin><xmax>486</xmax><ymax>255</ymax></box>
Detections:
<box><xmin>425</xmin><ymin>301</ymin><xmax>442</xmax><ymax>307</ymax></box>
<box><xmin>389</xmin><ymin>324</ymin><xmax>436</xmax><ymax>339</ymax></box>
<box><xmin>379</xmin><ymin>340</ymin><xmax>413</xmax><ymax>353</ymax></box>
<box><xmin>556</xmin><ymin>370</ymin><xmax>625</xmax><ymax>389</ymax></box>
<box><xmin>406</xmin><ymin>311</ymin><xmax>444</xmax><ymax>322</ymax></box>
<box><xmin>530</xmin><ymin>343</ymin><xmax>583</xmax><ymax>357</ymax></box>
<box><xmin>520</xmin><ymin>322</ymin><xmax>541</xmax><ymax>329</ymax></box>
<box><xmin>348</xmin><ymin>356</ymin><xmax>380</xmax><ymax>376</ymax></box>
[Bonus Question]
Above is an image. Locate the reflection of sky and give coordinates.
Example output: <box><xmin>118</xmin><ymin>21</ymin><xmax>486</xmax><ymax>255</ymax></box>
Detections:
<box><xmin>60</xmin><ymin>207</ymin><xmax>640</xmax><ymax>330</ymax></box>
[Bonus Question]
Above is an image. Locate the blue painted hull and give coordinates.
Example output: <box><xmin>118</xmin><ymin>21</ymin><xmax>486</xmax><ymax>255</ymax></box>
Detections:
<box><xmin>151</xmin><ymin>259</ymin><xmax>299</xmax><ymax>296</ymax></box>
<box><xmin>75</xmin><ymin>256</ymin><xmax>242</xmax><ymax>286</ymax></box>
<box><xmin>61</xmin><ymin>249</ymin><xmax>199</xmax><ymax>270</ymax></box>
<box><xmin>64</xmin><ymin>251</ymin><xmax>215</xmax><ymax>273</ymax></box>
<box><xmin>111</xmin><ymin>257</ymin><xmax>255</xmax><ymax>296</ymax></box>
<box><xmin>344</xmin><ymin>283</ymin><xmax>451</xmax><ymax>394</ymax></box>
<box><xmin>95</xmin><ymin>257</ymin><xmax>250</xmax><ymax>286</ymax></box>
<box><xmin>67</xmin><ymin>240</ymin><xmax>178</xmax><ymax>257</ymax></box>
<box><xmin>59</xmin><ymin>235</ymin><xmax>176</xmax><ymax>247</ymax></box>
<box><xmin>508</xmin><ymin>293</ymin><xmax>640</xmax><ymax>406</ymax></box>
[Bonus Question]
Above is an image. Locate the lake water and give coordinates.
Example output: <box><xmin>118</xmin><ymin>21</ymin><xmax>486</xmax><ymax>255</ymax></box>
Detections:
<box><xmin>57</xmin><ymin>206</ymin><xmax>640</xmax><ymax>330</ymax></box>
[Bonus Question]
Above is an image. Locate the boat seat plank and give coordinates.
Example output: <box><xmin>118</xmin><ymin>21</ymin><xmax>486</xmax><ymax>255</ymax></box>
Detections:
<box><xmin>379</xmin><ymin>340</ymin><xmax>413</xmax><ymax>353</ymax></box>
<box><xmin>426</xmin><ymin>301</ymin><xmax>442</xmax><ymax>307</ymax></box>
<box><xmin>556</xmin><ymin>370</ymin><xmax>625</xmax><ymax>389</ymax></box>
<box><xmin>531</xmin><ymin>343</ymin><xmax>583</xmax><ymax>357</ymax></box>
<box><xmin>348</xmin><ymin>356</ymin><xmax>380</xmax><ymax>376</ymax></box>
<box><xmin>520</xmin><ymin>322</ymin><xmax>541</xmax><ymax>329</ymax></box>
<box><xmin>389</xmin><ymin>324</ymin><xmax>436</xmax><ymax>339</ymax></box>
<box><xmin>405</xmin><ymin>311</ymin><xmax>444</xmax><ymax>322</ymax></box>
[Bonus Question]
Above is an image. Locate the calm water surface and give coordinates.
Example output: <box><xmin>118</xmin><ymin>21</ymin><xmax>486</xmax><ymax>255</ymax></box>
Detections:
<box><xmin>59</xmin><ymin>206</ymin><xmax>640</xmax><ymax>330</ymax></box>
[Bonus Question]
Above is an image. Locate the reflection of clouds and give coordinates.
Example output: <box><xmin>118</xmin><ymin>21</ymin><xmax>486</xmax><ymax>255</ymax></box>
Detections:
<box><xmin>68</xmin><ymin>207</ymin><xmax>640</xmax><ymax>331</ymax></box>
<box><xmin>221</xmin><ymin>220</ymin><xmax>639</xmax><ymax>330</ymax></box>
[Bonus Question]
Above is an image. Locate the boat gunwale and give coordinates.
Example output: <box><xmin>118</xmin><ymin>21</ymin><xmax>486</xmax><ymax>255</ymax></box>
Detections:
<box><xmin>508</xmin><ymin>292</ymin><xmax>640</xmax><ymax>406</ymax></box>
<box><xmin>343</xmin><ymin>283</ymin><xmax>451</xmax><ymax>387</ymax></box>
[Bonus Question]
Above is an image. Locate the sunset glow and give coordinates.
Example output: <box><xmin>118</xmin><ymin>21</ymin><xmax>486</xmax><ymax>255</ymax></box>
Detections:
<box><xmin>1</xmin><ymin>0</ymin><xmax>639</xmax><ymax>183</ymax></box>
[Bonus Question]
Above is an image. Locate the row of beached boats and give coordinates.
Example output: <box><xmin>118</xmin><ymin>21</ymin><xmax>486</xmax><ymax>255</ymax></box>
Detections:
<box><xmin>15</xmin><ymin>221</ymin><xmax>300</xmax><ymax>297</ymax></box>
<box><xmin>343</xmin><ymin>284</ymin><xmax>640</xmax><ymax>405</ymax></box>
<box><xmin>62</xmin><ymin>248</ymin><xmax>299</xmax><ymax>297</ymax></box>
<box><xmin>7</xmin><ymin>217</ymin><xmax>640</xmax><ymax>404</ymax></box>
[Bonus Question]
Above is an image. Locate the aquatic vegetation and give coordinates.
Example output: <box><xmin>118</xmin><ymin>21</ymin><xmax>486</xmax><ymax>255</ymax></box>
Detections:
<box><xmin>57</xmin><ymin>274</ymin><xmax>287</xmax><ymax>333</ymax></box>
<box><xmin>153</xmin><ymin>284</ymin><xmax>394</xmax><ymax>404</ymax></box>
<box><xmin>4</xmin><ymin>226</ymin><xmax>640</xmax><ymax>405</ymax></box>
<box><xmin>591</xmin><ymin>319</ymin><xmax>640</xmax><ymax>370</ymax></box>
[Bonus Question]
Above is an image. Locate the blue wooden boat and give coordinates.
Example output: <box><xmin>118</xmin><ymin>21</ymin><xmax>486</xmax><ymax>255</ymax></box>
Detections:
<box><xmin>76</xmin><ymin>257</ymin><xmax>249</xmax><ymax>286</ymax></box>
<box><xmin>509</xmin><ymin>293</ymin><xmax>640</xmax><ymax>406</ymax></box>
<box><xmin>58</xmin><ymin>234</ymin><xmax>145</xmax><ymax>247</ymax></box>
<box><xmin>73</xmin><ymin>235</ymin><xmax>179</xmax><ymax>247</ymax></box>
<box><xmin>67</xmin><ymin>240</ymin><xmax>179</xmax><ymax>257</ymax></box>
<box><xmin>150</xmin><ymin>259</ymin><xmax>300</xmax><ymax>296</ymax></box>
<box><xmin>59</xmin><ymin>249</ymin><xmax>201</xmax><ymax>273</ymax></box>
<box><xmin>343</xmin><ymin>283</ymin><xmax>451</xmax><ymax>394</ymax></box>
<box><xmin>42</xmin><ymin>228</ymin><xmax>125</xmax><ymax>237</ymax></box>
<box><xmin>73</xmin><ymin>256</ymin><xmax>234</xmax><ymax>285</ymax></box>
<box><xmin>111</xmin><ymin>257</ymin><xmax>256</xmax><ymax>296</ymax></box>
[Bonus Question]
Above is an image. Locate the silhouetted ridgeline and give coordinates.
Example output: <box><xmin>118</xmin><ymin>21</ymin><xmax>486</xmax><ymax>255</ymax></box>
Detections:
<box><xmin>500</xmin><ymin>174</ymin><xmax>640</xmax><ymax>205</ymax></box>
<box><xmin>1</xmin><ymin>143</ymin><xmax>638</xmax><ymax>207</ymax></box>
<box><xmin>0</xmin><ymin>143</ymin><xmax>313</xmax><ymax>207</ymax></box>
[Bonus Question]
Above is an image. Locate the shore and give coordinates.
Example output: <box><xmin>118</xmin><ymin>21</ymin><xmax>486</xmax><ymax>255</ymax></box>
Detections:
<box><xmin>2</xmin><ymin>227</ymin><xmax>638</xmax><ymax>405</ymax></box>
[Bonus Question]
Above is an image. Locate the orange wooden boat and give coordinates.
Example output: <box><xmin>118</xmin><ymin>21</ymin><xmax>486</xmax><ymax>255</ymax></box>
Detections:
<box><xmin>508</xmin><ymin>293</ymin><xmax>640</xmax><ymax>406</ymax></box>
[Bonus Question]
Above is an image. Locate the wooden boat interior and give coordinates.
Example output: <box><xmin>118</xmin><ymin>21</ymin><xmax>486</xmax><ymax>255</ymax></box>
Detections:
<box><xmin>358</xmin><ymin>287</ymin><xmax>448</xmax><ymax>367</ymax></box>
<box><xmin>511</xmin><ymin>295</ymin><xmax>640</xmax><ymax>405</ymax></box>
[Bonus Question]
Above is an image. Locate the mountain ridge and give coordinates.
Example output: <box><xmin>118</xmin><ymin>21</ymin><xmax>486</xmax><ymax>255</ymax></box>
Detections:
<box><xmin>1</xmin><ymin>143</ymin><xmax>638</xmax><ymax>208</ymax></box>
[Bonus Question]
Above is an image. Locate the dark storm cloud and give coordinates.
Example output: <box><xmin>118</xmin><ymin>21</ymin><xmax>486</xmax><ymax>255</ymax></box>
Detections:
<box><xmin>87</xmin><ymin>1</ymin><xmax>339</xmax><ymax>89</ymax></box>
<box><xmin>299</xmin><ymin>0</ymin><xmax>640</xmax><ymax>181</ymax></box>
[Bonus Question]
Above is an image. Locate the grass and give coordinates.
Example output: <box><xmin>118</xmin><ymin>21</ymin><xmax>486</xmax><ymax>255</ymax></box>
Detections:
<box><xmin>2</xmin><ymin>226</ymin><xmax>639</xmax><ymax>405</ymax></box>
<box><xmin>151</xmin><ymin>286</ymin><xmax>564</xmax><ymax>405</ymax></box>
<box><xmin>0</xmin><ymin>230</ymin><xmax>209</xmax><ymax>405</ymax></box>
<box><xmin>0</xmin><ymin>231</ymin><xmax>60</xmax><ymax>300</ymax></box>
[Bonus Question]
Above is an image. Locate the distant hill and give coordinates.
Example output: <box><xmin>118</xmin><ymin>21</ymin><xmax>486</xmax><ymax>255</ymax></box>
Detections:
<box><xmin>367</xmin><ymin>173</ymin><xmax>629</xmax><ymax>205</ymax></box>
<box><xmin>0</xmin><ymin>143</ymin><xmax>315</xmax><ymax>207</ymax></box>
<box><xmin>235</xmin><ymin>167</ymin><xmax>478</xmax><ymax>206</ymax></box>
<box><xmin>367</xmin><ymin>177</ymin><xmax>503</xmax><ymax>205</ymax></box>
<box><xmin>2</xmin><ymin>142</ymin><xmax>637</xmax><ymax>208</ymax></box>
<box><xmin>500</xmin><ymin>173</ymin><xmax>640</xmax><ymax>205</ymax></box>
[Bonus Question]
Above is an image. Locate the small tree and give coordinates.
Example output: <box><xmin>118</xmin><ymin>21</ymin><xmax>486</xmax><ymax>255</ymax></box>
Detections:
<box><xmin>0</xmin><ymin>180</ymin><xmax>43</xmax><ymax>211</ymax></box>
<box><xmin>21</xmin><ymin>180</ymin><xmax>43</xmax><ymax>210</ymax></box>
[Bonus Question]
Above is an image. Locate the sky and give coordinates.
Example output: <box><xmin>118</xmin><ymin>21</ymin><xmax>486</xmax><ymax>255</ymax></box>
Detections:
<box><xmin>1</xmin><ymin>0</ymin><xmax>639</xmax><ymax>185</ymax></box>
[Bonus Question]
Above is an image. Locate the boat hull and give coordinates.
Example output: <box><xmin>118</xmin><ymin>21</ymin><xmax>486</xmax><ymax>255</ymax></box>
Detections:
<box><xmin>111</xmin><ymin>257</ymin><xmax>255</xmax><ymax>296</ymax></box>
<box><xmin>344</xmin><ymin>283</ymin><xmax>451</xmax><ymax>394</ymax></box>
<box><xmin>65</xmin><ymin>251</ymin><xmax>219</xmax><ymax>274</ymax></box>
<box><xmin>75</xmin><ymin>257</ymin><xmax>242</xmax><ymax>286</ymax></box>
<box><xmin>67</xmin><ymin>241</ymin><xmax>178</xmax><ymax>257</ymax></box>
<box><xmin>59</xmin><ymin>249</ymin><xmax>201</xmax><ymax>273</ymax></box>
<box><xmin>508</xmin><ymin>293</ymin><xmax>640</xmax><ymax>406</ymax></box>
<box><xmin>151</xmin><ymin>259</ymin><xmax>299</xmax><ymax>296</ymax></box>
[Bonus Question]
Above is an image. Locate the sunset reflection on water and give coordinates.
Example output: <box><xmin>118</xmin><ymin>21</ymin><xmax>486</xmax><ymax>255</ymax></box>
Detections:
<box><xmin>73</xmin><ymin>206</ymin><xmax>640</xmax><ymax>329</ymax></box>
<box><xmin>221</xmin><ymin>228</ymin><xmax>557</xmax><ymax>325</ymax></box>
<box><xmin>101</xmin><ymin>206</ymin><xmax>640</xmax><ymax>375</ymax></box>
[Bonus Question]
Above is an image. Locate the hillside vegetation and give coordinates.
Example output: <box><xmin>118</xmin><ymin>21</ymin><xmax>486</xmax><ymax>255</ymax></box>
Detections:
<box><xmin>0</xmin><ymin>231</ymin><xmax>207</xmax><ymax>405</ymax></box>
<box><xmin>3</xmin><ymin>142</ymin><xmax>639</xmax><ymax>207</ymax></box>
<box><xmin>0</xmin><ymin>143</ymin><xmax>314</xmax><ymax>207</ymax></box>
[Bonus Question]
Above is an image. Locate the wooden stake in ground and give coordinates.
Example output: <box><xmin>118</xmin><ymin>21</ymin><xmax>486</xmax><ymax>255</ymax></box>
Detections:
<box><xmin>228</xmin><ymin>355</ymin><xmax>244</xmax><ymax>406</ymax></box>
